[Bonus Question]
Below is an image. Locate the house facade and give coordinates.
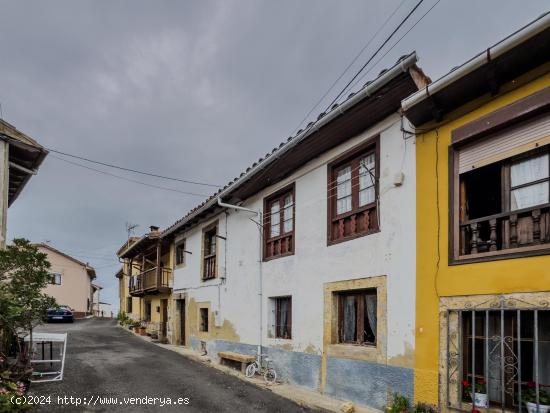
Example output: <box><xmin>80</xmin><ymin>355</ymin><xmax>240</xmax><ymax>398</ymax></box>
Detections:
<box><xmin>116</xmin><ymin>238</ymin><xmax>142</xmax><ymax>321</ymax></box>
<box><xmin>0</xmin><ymin>119</ymin><xmax>48</xmax><ymax>247</ymax></box>
<box><xmin>403</xmin><ymin>14</ymin><xmax>550</xmax><ymax>410</ymax></box>
<box><xmin>161</xmin><ymin>53</ymin><xmax>429</xmax><ymax>409</ymax></box>
<box><xmin>37</xmin><ymin>243</ymin><xmax>96</xmax><ymax>317</ymax></box>
<box><xmin>117</xmin><ymin>228</ymin><xmax>173</xmax><ymax>341</ymax></box>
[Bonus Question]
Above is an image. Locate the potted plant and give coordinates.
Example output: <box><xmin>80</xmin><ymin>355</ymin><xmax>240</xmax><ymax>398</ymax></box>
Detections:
<box><xmin>524</xmin><ymin>382</ymin><xmax>550</xmax><ymax>413</ymax></box>
<box><xmin>462</xmin><ymin>378</ymin><xmax>488</xmax><ymax>408</ymax></box>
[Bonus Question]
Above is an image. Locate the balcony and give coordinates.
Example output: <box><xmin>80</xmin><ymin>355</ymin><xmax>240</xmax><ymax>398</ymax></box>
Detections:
<box><xmin>459</xmin><ymin>203</ymin><xmax>550</xmax><ymax>260</ymax></box>
<box><xmin>129</xmin><ymin>267</ymin><xmax>172</xmax><ymax>296</ymax></box>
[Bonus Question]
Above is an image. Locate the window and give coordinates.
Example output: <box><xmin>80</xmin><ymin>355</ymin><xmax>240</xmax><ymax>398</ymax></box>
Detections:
<box><xmin>144</xmin><ymin>301</ymin><xmax>151</xmax><ymax>322</ymax></box>
<box><xmin>445</xmin><ymin>308</ymin><xmax>550</xmax><ymax>410</ymax></box>
<box><xmin>451</xmin><ymin>108</ymin><xmax>550</xmax><ymax>262</ymax></box>
<box><xmin>328</xmin><ymin>138</ymin><xmax>379</xmax><ymax>244</ymax></box>
<box><xmin>199</xmin><ymin>308</ymin><xmax>209</xmax><ymax>332</ymax></box>
<box><xmin>126</xmin><ymin>297</ymin><xmax>132</xmax><ymax>313</ymax></box>
<box><xmin>50</xmin><ymin>273</ymin><xmax>62</xmax><ymax>285</ymax></box>
<box><xmin>263</xmin><ymin>184</ymin><xmax>295</xmax><ymax>260</ymax></box>
<box><xmin>202</xmin><ymin>224</ymin><xmax>217</xmax><ymax>280</ymax></box>
<box><xmin>454</xmin><ymin>146</ymin><xmax>550</xmax><ymax>260</ymax></box>
<box><xmin>337</xmin><ymin>289</ymin><xmax>377</xmax><ymax>346</ymax></box>
<box><xmin>272</xmin><ymin>297</ymin><xmax>292</xmax><ymax>339</ymax></box>
<box><xmin>510</xmin><ymin>153</ymin><xmax>549</xmax><ymax>210</ymax></box>
<box><xmin>175</xmin><ymin>239</ymin><xmax>186</xmax><ymax>266</ymax></box>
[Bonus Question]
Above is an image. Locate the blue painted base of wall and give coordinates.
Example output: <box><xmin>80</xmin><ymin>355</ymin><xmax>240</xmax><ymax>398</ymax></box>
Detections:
<box><xmin>188</xmin><ymin>336</ymin><xmax>412</xmax><ymax>411</ymax></box>
<box><xmin>264</xmin><ymin>346</ymin><xmax>321</xmax><ymax>390</ymax></box>
<box><xmin>325</xmin><ymin>357</ymin><xmax>413</xmax><ymax>411</ymax></box>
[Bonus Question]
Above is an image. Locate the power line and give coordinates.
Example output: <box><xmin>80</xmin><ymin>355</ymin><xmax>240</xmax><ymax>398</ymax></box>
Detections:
<box><xmin>47</xmin><ymin>148</ymin><xmax>221</xmax><ymax>188</ymax></box>
<box><xmin>324</xmin><ymin>0</ymin><xmax>425</xmax><ymax>113</ymax></box>
<box><xmin>50</xmin><ymin>154</ymin><xmax>211</xmax><ymax>198</ymax></box>
<box><xmin>347</xmin><ymin>0</ymin><xmax>442</xmax><ymax>94</ymax></box>
<box><xmin>290</xmin><ymin>0</ymin><xmax>409</xmax><ymax>136</ymax></box>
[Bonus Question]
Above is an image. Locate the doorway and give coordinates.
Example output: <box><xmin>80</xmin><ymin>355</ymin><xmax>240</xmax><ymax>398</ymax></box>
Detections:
<box><xmin>178</xmin><ymin>299</ymin><xmax>186</xmax><ymax>346</ymax></box>
<box><xmin>160</xmin><ymin>299</ymin><xmax>168</xmax><ymax>341</ymax></box>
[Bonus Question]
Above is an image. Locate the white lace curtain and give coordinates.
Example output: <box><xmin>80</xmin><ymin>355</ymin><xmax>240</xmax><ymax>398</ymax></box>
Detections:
<box><xmin>510</xmin><ymin>153</ymin><xmax>549</xmax><ymax>210</ymax></box>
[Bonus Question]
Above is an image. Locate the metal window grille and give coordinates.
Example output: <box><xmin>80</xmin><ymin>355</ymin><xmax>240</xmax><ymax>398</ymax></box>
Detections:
<box><xmin>446</xmin><ymin>306</ymin><xmax>550</xmax><ymax>411</ymax></box>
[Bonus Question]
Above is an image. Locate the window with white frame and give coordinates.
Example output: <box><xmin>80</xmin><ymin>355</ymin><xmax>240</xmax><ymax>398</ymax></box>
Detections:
<box><xmin>50</xmin><ymin>273</ymin><xmax>62</xmax><ymax>285</ymax></box>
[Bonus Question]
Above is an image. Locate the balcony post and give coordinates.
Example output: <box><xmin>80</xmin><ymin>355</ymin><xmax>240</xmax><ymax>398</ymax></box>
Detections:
<box><xmin>156</xmin><ymin>241</ymin><xmax>161</xmax><ymax>288</ymax></box>
<box><xmin>532</xmin><ymin>209</ymin><xmax>541</xmax><ymax>244</ymax></box>
<box><xmin>128</xmin><ymin>258</ymin><xmax>133</xmax><ymax>290</ymax></box>
<box><xmin>489</xmin><ymin>218</ymin><xmax>497</xmax><ymax>251</ymax></box>
<box><xmin>469</xmin><ymin>222</ymin><xmax>478</xmax><ymax>254</ymax></box>
<box><xmin>510</xmin><ymin>214</ymin><xmax>518</xmax><ymax>248</ymax></box>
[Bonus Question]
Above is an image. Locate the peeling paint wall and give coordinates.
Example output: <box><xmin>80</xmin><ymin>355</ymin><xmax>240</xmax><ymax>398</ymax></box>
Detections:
<box><xmin>172</xmin><ymin>113</ymin><xmax>416</xmax><ymax>406</ymax></box>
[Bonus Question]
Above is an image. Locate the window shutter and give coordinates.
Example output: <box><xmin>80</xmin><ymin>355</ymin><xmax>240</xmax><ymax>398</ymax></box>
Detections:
<box><xmin>458</xmin><ymin>113</ymin><xmax>550</xmax><ymax>174</ymax></box>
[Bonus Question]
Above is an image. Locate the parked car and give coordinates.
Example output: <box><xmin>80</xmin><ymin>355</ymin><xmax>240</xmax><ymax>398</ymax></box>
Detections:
<box><xmin>46</xmin><ymin>305</ymin><xmax>74</xmax><ymax>323</ymax></box>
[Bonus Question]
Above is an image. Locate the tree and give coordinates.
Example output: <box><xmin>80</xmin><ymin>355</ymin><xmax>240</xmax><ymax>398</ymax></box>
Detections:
<box><xmin>0</xmin><ymin>239</ymin><xmax>56</xmax><ymax>376</ymax></box>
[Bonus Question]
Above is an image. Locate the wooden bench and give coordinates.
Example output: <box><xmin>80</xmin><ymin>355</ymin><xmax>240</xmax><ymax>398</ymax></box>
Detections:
<box><xmin>218</xmin><ymin>351</ymin><xmax>256</xmax><ymax>374</ymax></box>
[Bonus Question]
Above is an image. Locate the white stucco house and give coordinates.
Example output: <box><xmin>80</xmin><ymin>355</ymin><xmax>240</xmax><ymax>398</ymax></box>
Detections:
<box><xmin>160</xmin><ymin>52</ymin><xmax>429</xmax><ymax>410</ymax></box>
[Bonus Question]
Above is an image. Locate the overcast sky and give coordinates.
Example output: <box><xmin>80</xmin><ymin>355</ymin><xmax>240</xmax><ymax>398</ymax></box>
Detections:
<box><xmin>1</xmin><ymin>0</ymin><xmax>548</xmax><ymax>311</ymax></box>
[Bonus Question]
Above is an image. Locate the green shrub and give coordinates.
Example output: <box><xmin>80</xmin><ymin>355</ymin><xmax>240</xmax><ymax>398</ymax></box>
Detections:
<box><xmin>0</xmin><ymin>378</ymin><xmax>31</xmax><ymax>412</ymax></box>
<box><xmin>116</xmin><ymin>311</ymin><xmax>130</xmax><ymax>326</ymax></box>
<box><xmin>386</xmin><ymin>394</ymin><xmax>438</xmax><ymax>413</ymax></box>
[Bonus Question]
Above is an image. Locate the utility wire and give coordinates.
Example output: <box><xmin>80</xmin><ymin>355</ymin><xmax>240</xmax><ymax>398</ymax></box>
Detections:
<box><xmin>347</xmin><ymin>0</ymin><xmax>442</xmax><ymax>94</ymax></box>
<box><xmin>50</xmin><ymin>154</ymin><xmax>210</xmax><ymax>198</ymax></box>
<box><xmin>324</xmin><ymin>0</ymin><xmax>425</xmax><ymax>113</ymax></box>
<box><xmin>290</xmin><ymin>0</ymin><xmax>409</xmax><ymax>136</ymax></box>
<box><xmin>47</xmin><ymin>148</ymin><xmax>221</xmax><ymax>188</ymax></box>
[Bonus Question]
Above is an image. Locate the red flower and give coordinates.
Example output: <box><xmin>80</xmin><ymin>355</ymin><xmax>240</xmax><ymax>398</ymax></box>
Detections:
<box><xmin>472</xmin><ymin>409</ymin><xmax>482</xmax><ymax>413</ymax></box>
<box><xmin>477</xmin><ymin>378</ymin><xmax>486</xmax><ymax>385</ymax></box>
<box><xmin>462</xmin><ymin>380</ymin><xmax>471</xmax><ymax>388</ymax></box>
<box><xmin>527</xmin><ymin>381</ymin><xmax>537</xmax><ymax>389</ymax></box>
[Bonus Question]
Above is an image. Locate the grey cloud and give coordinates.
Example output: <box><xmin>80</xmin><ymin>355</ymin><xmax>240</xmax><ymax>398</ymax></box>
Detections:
<box><xmin>2</xmin><ymin>0</ymin><xmax>547</xmax><ymax>311</ymax></box>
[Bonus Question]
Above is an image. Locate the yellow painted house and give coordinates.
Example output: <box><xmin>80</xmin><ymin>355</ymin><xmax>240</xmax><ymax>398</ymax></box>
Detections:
<box><xmin>403</xmin><ymin>14</ymin><xmax>550</xmax><ymax>410</ymax></box>
<box><xmin>115</xmin><ymin>237</ymin><xmax>142</xmax><ymax>321</ymax></box>
<box><xmin>117</xmin><ymin>226</ymin><xmax>174</xmax><ymax>342</ymax></box>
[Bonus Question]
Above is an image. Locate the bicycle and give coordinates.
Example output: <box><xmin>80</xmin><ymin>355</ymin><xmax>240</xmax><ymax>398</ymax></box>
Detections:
<box><xmin>244</xmin><ymin>354</ymin><xmax>277</xmax><ymax>385</ymax></box>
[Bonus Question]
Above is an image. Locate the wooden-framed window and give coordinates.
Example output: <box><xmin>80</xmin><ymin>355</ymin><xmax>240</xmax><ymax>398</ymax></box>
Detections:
<box><xmin>202</xmin><ymin>223</ymin><xmax>217</xmax><ymax>280</ymax></box>
<box><xmin>337</xmin><ymin>289</ymin><xmax>377</xmax><ymax>346</ymax></box>
<box><xmin>263</xmin><ymin>184</ymin><xmax>295</xmax><ymax>260</ymax></box>
<box><xmin>50</xmin><ymin>273</ymin><xmax>62</xmax><ymax>285</ymax></box>
<box><xmin>327</xmin><ymin>137</ymin><xmax>379</xmax><ymax>245</ymax></box>
<box><xmin>199</xmin><ymin>308</ymin><xmax>209</xmax><ymax>332</ymax></box>
<box><xmin>456</xmin><ymin>146</ymin><xmax>550</xmax><ymax>259</ymax></box>
<box><xmin>274</xmin><ymin>297</ymin><xmax>292</xmax><ymax>339</ymax></box>
<box><xmin>449</xmin><ymin>91</ymin><xmax>550</xmax><ymax>263</ymax></box>
<box><xmin>126</xmin><ymin>297</ymin><xmax>132</xmax><ymax>313</ymax></box>
<box><xmin>175</xmin><ymin>239</ymin><xmax>186</xmax><ymax>266</ymax></box>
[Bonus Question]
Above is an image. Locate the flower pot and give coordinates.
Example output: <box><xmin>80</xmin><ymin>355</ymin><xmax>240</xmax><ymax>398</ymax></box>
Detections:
<box><xmin>472</xmin><ymin>392</ymin><xmax>488</xmax><ymax>408</ymax></box>
<box><xmin>526</xmin><ymin>402</ymin><xmax>550</xmax><ymax>413</ymax></box>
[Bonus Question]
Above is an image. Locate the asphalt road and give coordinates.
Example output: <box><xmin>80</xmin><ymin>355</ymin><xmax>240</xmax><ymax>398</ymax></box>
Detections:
<box><xmin>28</xmin><ymin>318</ymin><xmax>318</xmax><ymax>412</ymax></box>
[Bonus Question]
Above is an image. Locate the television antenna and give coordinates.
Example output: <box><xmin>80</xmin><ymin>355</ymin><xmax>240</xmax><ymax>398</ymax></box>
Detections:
<box><xmin>125</xmin><ymin>222</ymin><xmax>139</xmax><ymax>239</ymax></box>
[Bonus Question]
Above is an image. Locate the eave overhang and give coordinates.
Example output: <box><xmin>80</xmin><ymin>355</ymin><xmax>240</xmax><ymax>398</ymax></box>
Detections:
<box><xmin>402</xmin><ymin>12</ymin><xmax>550</xmax><ymax>127</ymax></box>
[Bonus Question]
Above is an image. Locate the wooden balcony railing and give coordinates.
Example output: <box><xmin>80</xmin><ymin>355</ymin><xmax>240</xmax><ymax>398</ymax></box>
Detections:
<box><xmin>460</xmin><ymin>203</ymin><xmax>550</xmax><ymax>257</ymax></box>
<box><xmin>202</xmin><ymin>254</ymin><xmax>216</xmax><ymax>280</ymax></box>
<box><xmin>129</xmin><ymin>267</ymin><xmax>171</xmax><ymax>296</ymax></box>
